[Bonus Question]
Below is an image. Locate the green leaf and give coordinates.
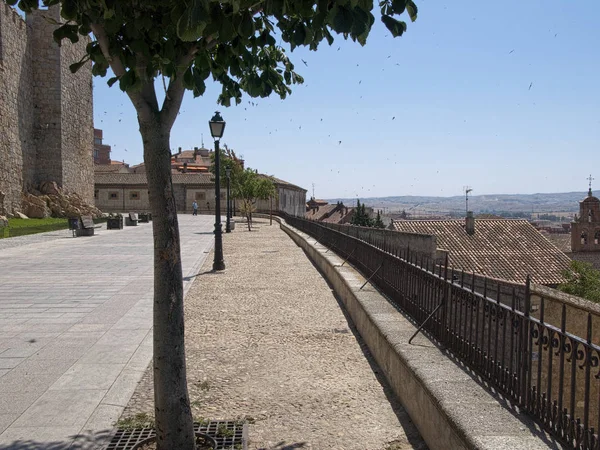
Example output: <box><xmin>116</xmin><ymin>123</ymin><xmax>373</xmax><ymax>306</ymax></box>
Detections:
<box><xmin>238</xmin><ymin>12</ymin><xmax>255</xmax><ymax>39</ymax></box>
<box><xmin>176</xmin><ymin>0</ymin><xmax>208</xmax><ymax>42</ymax></box>
<box><xmin>391</xmin><ymin>0</ymin><xmax>407</xmax><ymax>15</ymax></box>
<box><xmin>69</xmin><ymin>60</ymin><xmax>87</xmax><ymax>74</ymax></box>
<box><xmin>406</xmin><ymin>0</ymin><xmax>418</xmax><ymax>22</ymax></box>
<box><xmin>119</xmin><ymin>70</ymin><xmax>136</xmax><ymax>91</ymax></box>
<box><xmin>219</xmin><ymin>16</ymin><xmax>236</xmax><ymax>42</ymax></box>
<box><xmin>329</xmin><ymin>5</ymin><xmax>354</xmax><ymax>34</ymax></box>
<box><xmin>381</xmin><ymin>15</ymin><xmax>407</xmax><ymax>37</ymax></box>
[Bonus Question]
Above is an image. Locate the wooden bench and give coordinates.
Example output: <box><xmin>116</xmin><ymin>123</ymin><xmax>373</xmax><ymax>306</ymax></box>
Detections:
<box><xmin>138</xmin><ymin>212</ymin><xmax>152</xmax><ymax>223</ymax></box>
<box><xmin>73</xmin><ymin>215</ymin><xmax>101</xmax><ymax>237</ymax></box>
<box><xmin>125</xmin><ymin>212</ymin><xmax>139</xmax><ymax>226</ymax></box>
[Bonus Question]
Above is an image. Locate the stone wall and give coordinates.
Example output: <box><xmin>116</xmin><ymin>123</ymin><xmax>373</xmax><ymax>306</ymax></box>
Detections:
<box><xmin>0</xmin><ymin>4</ymin><xmax>93</xmax><ymax>216</ymax></box>
<box><xmin>0</xmin><ymin>4</ymin><xmax>34</xmax><ymax>215</ymax></box>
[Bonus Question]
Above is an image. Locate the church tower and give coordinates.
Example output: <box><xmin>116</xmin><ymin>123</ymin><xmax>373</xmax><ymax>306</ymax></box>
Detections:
<box><xmin>571</xmin><ymin>175</ymin><xmax>600</xmax><ymax>252</ymax></box>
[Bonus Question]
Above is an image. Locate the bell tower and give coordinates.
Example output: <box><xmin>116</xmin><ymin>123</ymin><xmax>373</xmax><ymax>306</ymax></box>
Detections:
<box><xmin>571</xmin><ymin>175</ymin><xmax>600</xmax><ymax>252</ymax></box>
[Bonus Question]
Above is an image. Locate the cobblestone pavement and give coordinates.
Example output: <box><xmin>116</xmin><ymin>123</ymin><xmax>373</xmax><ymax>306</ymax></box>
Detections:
<box><xmin>0</xmin><ymin>215</ymin><xmax>214</xmax><ymax>449</ymax></box>
<box><xmin>123</xmin><ymin>219</ymin><xmax>427</xmax><ymax>450</ymax></box>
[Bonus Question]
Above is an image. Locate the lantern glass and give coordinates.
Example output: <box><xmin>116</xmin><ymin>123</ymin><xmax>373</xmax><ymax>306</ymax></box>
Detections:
<box><xmin>209</xmin><ymin>111</ymin><xmax>226</xmax><ymax>139</ymax></box>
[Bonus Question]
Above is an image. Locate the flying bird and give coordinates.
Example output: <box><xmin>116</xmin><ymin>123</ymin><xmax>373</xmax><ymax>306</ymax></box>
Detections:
<box><xmin>338</xmin><ymin>141</ymin><xmax>342</xmax><ymax>145</ymax></box>
<box><xmin>528</xmin><ymin>82</ymin><xmax>533</xmax><ymax>90</ymax></box>
<box><xmin>508</xmin><ymin>49</ymin><xmax>514</xmax><ymax>54</ymax></box>
<box><xmin>301</xmin><ymin>59</ymin><xmax>308</xmax><ymax>66</ymax></box>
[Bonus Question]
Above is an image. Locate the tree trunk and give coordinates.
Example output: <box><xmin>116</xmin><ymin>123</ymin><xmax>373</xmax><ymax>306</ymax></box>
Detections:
<box><xmin>140</xmin><ymin>120</ymin><xmax>195</xmax><ymax>450</ymax></box>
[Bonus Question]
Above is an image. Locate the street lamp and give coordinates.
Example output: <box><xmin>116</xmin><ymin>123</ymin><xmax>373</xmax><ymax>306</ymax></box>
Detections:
<box><xmin>225</xmin><ymin>166</ymin><xmax>232</xmax><ymax>233</ymax></box>
<box><xmin>209</xmin><ymin>111</ymin><xmax>226</xmax><ymax>271</ymax></box>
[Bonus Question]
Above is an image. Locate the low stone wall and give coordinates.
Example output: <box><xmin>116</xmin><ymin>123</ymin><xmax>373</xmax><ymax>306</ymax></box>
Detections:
<box><xmin>274</xmin><ymin>215</ymin><xmax>562</xmax><ymax>450</ymax></box>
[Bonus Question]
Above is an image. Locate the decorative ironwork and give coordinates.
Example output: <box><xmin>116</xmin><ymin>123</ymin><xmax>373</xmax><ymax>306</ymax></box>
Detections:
<box><xmin>284</xmin><ymin>214</ymin><xmax>600</xmax><ymax>450</ymax></box>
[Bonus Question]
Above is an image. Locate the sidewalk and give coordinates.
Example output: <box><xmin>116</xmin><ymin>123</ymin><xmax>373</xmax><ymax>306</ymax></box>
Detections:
<box><xmin>123</xmin><ymin>218</ymin><xmax>426</xmax><ymax>450</ymax></box>
<box><xmin>0</xmin><ymin>215</ymin><xmax>215</xmax><ymax>449</ymax></box>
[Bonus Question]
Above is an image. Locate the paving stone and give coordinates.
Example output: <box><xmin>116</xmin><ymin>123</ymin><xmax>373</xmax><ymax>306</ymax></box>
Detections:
<box><xmin>0</xmin><ymin>216</ymin><xmax>214</xmax><ymax>447</ymax></box>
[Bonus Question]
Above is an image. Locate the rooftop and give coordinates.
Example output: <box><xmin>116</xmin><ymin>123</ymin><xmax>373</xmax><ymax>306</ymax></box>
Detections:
<box><xmin>390</xmin><ymin>219</ymin><xmax>571</xmax><ymax>285</ymax></box>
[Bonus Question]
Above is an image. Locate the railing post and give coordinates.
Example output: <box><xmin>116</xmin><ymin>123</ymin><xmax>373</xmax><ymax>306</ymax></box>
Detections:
<box><xmin>520</xmin><ymin>275</ymin><xmax>531</xmax><ymax>407</ymax></box>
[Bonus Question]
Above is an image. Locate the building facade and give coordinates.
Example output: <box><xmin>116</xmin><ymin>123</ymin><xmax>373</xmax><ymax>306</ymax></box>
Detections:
<box><xmin>94</xmin><ymin>173</ymin><xmax>307</xmax><ymax>216</ymax></box>
<box><xmin>93</xmin><ymin>129</ymin><xmax>112</xmax><ymax>165</ymax></box>
<box><xmin>0</xmin><ymin>4</ymin><xmax>93</xmax><ymax>216</ymax></box>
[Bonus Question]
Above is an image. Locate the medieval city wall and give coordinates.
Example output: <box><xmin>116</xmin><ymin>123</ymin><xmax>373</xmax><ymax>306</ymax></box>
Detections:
<box><xmin>0</xmin><ymin>4</ymin><xmax>35</xmax><ymax>215</ymax></box>
<box><xmin>0</xmin><ymin>5</ymin><xmax>93</xmax><ymax>216</ymax></box>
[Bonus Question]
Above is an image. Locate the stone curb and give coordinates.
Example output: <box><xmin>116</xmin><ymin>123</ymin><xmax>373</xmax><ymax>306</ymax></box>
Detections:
<box><xmin>270</xmin><ymin>215</ymin><xmax>564</xmax><ymax>450</ymax></box>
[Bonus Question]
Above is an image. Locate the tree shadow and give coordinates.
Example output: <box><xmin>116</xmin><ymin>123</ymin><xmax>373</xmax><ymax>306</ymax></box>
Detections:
<box><xmin>0</xmin><ymin>429</ymin><xmax>114</xmax><ymax>450</ymax></box>
<box><xmin>183</xmin><ymin>270</ymin><xmax>223</xmax><ymax>281</ymax></box>
<box><xmin>257</xmin><ymin>441</ymin><xmax>308</xmax><ymax>450</ymax></box>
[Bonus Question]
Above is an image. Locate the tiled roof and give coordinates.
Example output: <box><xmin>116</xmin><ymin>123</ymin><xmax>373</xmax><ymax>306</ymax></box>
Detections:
<box><xmin>94</xmin><ymin>164</ymin><xmax>124</xmax><ymax>173</ymax></box>
<box><xmin>305</xmin><ymin>204</ymin><xmax>337</xmax><ymax>221</ymax></box>
<box><xmin>543</xmin><ymin>233</ymin><xmax>572</xmax><ymax>253</ymax></box>
<box><xmin>390</xmin><ymin>219</ymin><xmax>571</xmax><ymax>285</ymax></box>
<box><xmin>95</xmin><ymin>173</ymin><xmax>214</xmax><ymax>186</ymax></box>
<box><xmin>321</xmin><ymin>208</ymin><xmax>354</xmax><ymax>224</ymax></box>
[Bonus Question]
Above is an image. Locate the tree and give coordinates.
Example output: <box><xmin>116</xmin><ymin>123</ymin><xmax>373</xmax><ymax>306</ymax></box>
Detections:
<box><xmin>374</xmin><ymin>210</ymin><xmax>385</xmax><ymax>228</ymax></box>
<box><xmin>350</xmin><ymin>199</ymin><xmax>373</xmax><ymax>227</ymax></box>
<box><xmin>558</xmin><ymin>260</ymin><xmax>600</xmax><ymax>302</ymax></box>
<box><xmin>10</xmin><ymin>0</ymin><xmax>418</xmax><ymax>448</ymax></box>
<box><xmin>234</xmin><ymin>168</ymin><xmax>276</xmax><ymax>230</ymax></box>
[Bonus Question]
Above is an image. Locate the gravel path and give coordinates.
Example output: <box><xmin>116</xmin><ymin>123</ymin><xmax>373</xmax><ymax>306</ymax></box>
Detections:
<box><xmin>123</xmin><ymin>218</ymin><xmax>426</xmax><ymax>450</ymax></box>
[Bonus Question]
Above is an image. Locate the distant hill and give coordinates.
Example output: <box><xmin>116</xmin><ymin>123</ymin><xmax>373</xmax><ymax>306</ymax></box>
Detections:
<box><xmin>327</xmin><ymin>192</ymin><xmax>588</xmax><ymax>217</ymax></box>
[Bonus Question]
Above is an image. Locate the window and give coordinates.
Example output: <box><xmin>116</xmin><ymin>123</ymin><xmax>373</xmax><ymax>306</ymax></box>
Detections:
<box><xmin>93</xmin><ymin>150</ymin><xmax>99</xmax><ymax>159</ymax></box>
<box><xmin>595</xmin><ymin>230</ymin><xmax>600</xmax><ymax>245</ymax></box>
<box><xmin>581</xmin><ymin>231</ymin><xmax>588</xmax><ymax>245</ymax></box>
<box><xmin>109</xmin><ymin>191</ymin><xmax>119</xmax><ymax>200</ymax></box>
<box><xmin>94</xmin><ymin>138</ymin><xmax>102</xmax><ymax>145</ymax></box>
<box><xmin>130</xmin><ymin>191</ymin><xmax>140</xmax><ymax>200</ymax></box>
<box><xmin>94</xmin><ymin>190</ymin><xmax>99</xmax><ymax>199</ymax></box>
<box><xmin>195</xmin><ymin>192</ymin><xmax>206</xmax><ymax>201</ymax></box>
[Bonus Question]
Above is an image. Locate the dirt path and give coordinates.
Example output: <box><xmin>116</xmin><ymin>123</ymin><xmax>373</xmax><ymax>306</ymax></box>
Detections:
<box><xmin>123</xmin><ymin>218</ymin><xmax>426</xmax><ymax>450</ymax></box>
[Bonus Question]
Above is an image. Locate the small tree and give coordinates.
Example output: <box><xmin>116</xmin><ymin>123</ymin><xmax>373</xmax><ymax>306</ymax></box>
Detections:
<box><xmin>351</xmin><ymin>199</ymin><xmax>373</xmax><ymax>227</ymax></box>
<box><xmin>558</xmin><ymin>261</ymin><xmax>600</xmax><ymax>302</ymax></box>
<box><xmin>374</xmin><ymin>210</ymin><xmax>385</xmax><ymax>228</ymax></box>
<box><xmin>233</xmin><ymin>169</ymin><xmax>276</xmax><ymax>230</ymax></box>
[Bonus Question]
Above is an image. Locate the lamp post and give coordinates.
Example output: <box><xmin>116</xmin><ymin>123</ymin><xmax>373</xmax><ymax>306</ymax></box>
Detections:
<box><xmin>209</xmin><ymin>111</ymin><xmax>226</xmax><ymax>271</ymax></box>
<box><xmin>225</xmin><ymin>166</ymin><xmax>232</xmax><ymax>233</ymax></box>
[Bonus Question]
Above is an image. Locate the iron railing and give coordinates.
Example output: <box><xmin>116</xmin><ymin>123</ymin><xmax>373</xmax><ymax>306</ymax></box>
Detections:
<box><xmin>284</xmin><ymin>214</ymin><xmax>600</xmax><ymax>450</ymax></box>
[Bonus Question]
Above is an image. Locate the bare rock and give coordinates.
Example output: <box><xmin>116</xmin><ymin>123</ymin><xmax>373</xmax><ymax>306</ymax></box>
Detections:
<box><xmin>15</xmin><ymin>212</ymin><xmax>29</xmax><ymax>219</ymax></box>
<box><xmin>0</xmin><ymin>216</ymin><xmax>8</xmax><ymax>227</ymax></box>
<box><xmin>39</xmin><ymin>181</ymin><xmax>61</xmax><ymax>196</ymax></box>
<box><xmin>25</xmin><ymin>203</ymin><xmax>50</xmax><ymax>219</ymax></box>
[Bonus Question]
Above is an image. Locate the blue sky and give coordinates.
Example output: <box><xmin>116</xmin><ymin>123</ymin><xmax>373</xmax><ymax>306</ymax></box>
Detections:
<box><xmin>94</xmin><ymin>0</ymin><xmax>600</xmax><ymax>199</ymax></box>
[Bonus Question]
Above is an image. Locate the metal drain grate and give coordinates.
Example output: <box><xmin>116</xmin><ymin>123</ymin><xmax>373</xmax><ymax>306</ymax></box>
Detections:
<box><xmin>106</xmin><ymin>421</ymin><xmax>247</xmax><ymax>450</ymax></box>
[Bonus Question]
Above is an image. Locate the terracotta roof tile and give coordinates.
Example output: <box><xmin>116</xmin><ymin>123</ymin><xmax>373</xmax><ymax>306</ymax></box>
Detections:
<box><xmin>305</xmin><ymin>204</ymin><xmax>337</xmax><ymax>221</ymax></box>
<box><xmin>95</xmin><ymin>173</ymin><xmax>213</xmax><ymax>186</ymax></box>
<box><xmin>390</xmin><ymin>219</ymin><xmax>570</xmax><ymax>285</ymax></box>
<box><xmin>94</xmin><ymin>164</ymin><xmax>123</xmax><ymax>173</ymax></box>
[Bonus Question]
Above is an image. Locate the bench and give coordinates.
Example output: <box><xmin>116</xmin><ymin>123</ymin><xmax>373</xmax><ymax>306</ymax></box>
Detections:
<box><xmin>138</xmin><ymin>212</ymin><xmax>152</xmax><ymax>223</ymax></box>
<box><xmin>125</xmin><ymin>212</ymin><xmax>139</xmax><ymax>226</ymax></box>
<box><xmin>106</xmin><ymin>214</ymin><xmax>124</xmax><ymax>230</ymax></box>
<box><xmin>73</xmin><ymin>215</ymin><xmax>101</xmax><ymax>237</ymax></box>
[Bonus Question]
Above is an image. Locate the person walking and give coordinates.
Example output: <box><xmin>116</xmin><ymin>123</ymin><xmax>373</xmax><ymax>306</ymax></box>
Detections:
<box><xmin>192</xmin><ymin>200</ymin><xmax>198</xmax><ymax>216</ymax></box>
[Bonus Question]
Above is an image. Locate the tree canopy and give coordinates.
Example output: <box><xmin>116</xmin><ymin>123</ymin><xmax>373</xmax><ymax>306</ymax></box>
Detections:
<box><xmin>558</xmin><ymin>260</ymin><xmax>600</xmax><ymax>303</ymax></box>
<box><xmin>350</xmin><ymin>199</ymin><xmax>373</xmax><ymax>227</ymax></box>
<box><xmin>234</xmin><ymin>168</ymin><xmax>276</xmax><ymax>230</ymax></box>
<box><xmin>11</xmin><ymin>0</ymin><xmax>417</xmax><ymax>127</ymax></box>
